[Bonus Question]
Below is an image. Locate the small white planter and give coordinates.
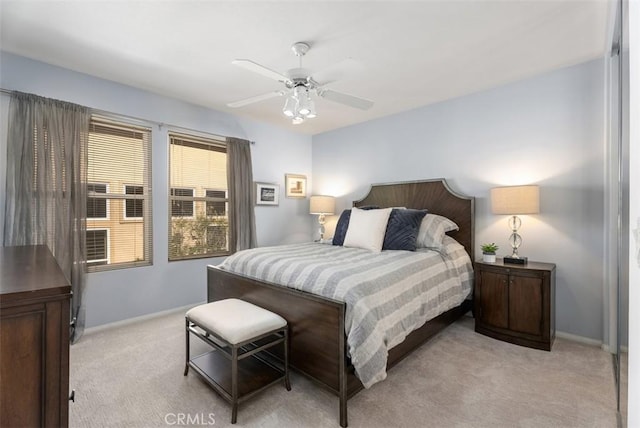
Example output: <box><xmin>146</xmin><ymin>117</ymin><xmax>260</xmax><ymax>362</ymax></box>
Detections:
<box><xmin>482</xmin><ymin>253</ymin><xmax>496</xmax><ymax>263</ymax></box>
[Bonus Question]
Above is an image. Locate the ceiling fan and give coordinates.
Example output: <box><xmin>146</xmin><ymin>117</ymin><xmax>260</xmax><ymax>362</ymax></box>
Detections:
<box><xmin>227</xmin><ymin>42</ymin><xmax>374</xmax><ymax>124</ymax></box>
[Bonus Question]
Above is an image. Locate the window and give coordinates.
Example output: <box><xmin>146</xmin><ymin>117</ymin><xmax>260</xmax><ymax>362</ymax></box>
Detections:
<box><xmin>86</xmin><ymin>229</ymin><xmax>108</xmax><ymax>266</ymax></box>
<box><xmin>170</xmin><ymin>188</ymin><xmax>194</xmax><ymax>217</ymax></box>
<box><xmin>206</xmin><ymin>189</ymin><xmax>227</xmax><ymax>216</ymax></box>
<box><xmin>169</xmin><ymin>132</ymin><xmax>228</xmax><ymax>260</ymax></box>
<box><xmin>87</xmin><ymin>117</ymin><xmax>152</xmax><ymax>271</ymax></box>
<box><xmin>124</xmin><ymin>185</ymin><xmax>144</xmax><ymax>219</ymax></box>
<box><xmin>87</xmin><ymin>183</ymin><xmax>108</xmax><ymax>219</ymax></box>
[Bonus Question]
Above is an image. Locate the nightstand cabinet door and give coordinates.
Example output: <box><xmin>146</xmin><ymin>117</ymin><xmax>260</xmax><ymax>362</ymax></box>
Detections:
<box><xmin>477</xmin><ymin>270</ymin><xmax>509</xmax><ymax>329</ymax></box>
<box><xmin>474</xmin><ymin>259</ymin><xmax>555</xmax><ymax>351</ymax></box>
<box><xmin>508</xmin><ymin>274</ymin><xmax>543</xmax><ymax>336</ymax></box>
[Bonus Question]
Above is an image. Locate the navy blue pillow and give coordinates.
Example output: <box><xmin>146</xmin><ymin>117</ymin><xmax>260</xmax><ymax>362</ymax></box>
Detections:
<box><xmin>332</xmin><ymin>206</ymin><xmax>379</xmax><ymax>246</ymax></box>
<box><xmin>382</xmin><ymin>209</ymin><xmax>428</xmax><ymax>251</ymax></box>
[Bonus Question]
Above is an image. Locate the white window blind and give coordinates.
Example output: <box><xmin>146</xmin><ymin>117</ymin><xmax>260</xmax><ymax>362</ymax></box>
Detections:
<box><xmin>169</xmin><ymin>132</ymin><xmax>228</xmax><ymax>260</ymax></box>
<box><xmin>87</xmin><ymin>117</ymin><xmax>152</xmax><ymax>271</ymax></box>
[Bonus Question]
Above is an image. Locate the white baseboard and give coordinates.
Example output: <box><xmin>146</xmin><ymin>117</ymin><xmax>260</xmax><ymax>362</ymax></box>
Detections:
<box><xmin>554</xmin><ymin>331</ymin><xmax>629</xmax><ymax>355</ymax></box>
<box><xmin>556</xmin><ymin>330</ymin><xmax>605</xmax><ymax>348</ymax></box>
<box><xmin>82</xmin><ymin>302</ymin><xmax>205</xmax><ymax>335</ymax></box>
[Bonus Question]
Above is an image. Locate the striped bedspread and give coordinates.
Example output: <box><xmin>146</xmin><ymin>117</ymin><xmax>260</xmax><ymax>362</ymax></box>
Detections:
<box><xmin>218</xmin><ymin>237</ymin><xmax>473</xmax><ymax>388</ymax></box>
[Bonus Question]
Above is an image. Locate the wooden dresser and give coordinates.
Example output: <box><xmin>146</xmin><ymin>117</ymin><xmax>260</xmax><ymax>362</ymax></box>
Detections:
<box><xmin>0</xmin><ymin>245</ymin><xmax>72</xmax><ymax>427</ymax></box>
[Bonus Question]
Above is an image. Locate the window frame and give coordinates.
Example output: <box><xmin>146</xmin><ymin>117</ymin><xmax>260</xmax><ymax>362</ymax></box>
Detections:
<box><xmin>205</xmin><ymin>188</ymin><xmax>228</xmax><ymax>217</ymax></box>
<box><xmin>168</xmin><ymin>131</ymin><xmax>229</xmax><ymax>261</ymax></box>
<box><xmin>170</xmin><ymin>187</ymin><xmax>195</xmax><ymax>218</ymax></box>
<box><xmin>86</xmin><ymin>116</ymin><xmax>153</xmax><ymax>272</ymax></box>
<box><xmin>87</xmin><ymin>182</ymin><xmax>109</xmax><ymax>220</ymax></box>
<box><xmin>86</xmin><ymin>228</ymin><xmax>110</xmax><ymax>266</ymax></box>
<box><xmin>123</xmin><ymin>184</ymin><xmax>144</xmax><ymax>220</ymax></box>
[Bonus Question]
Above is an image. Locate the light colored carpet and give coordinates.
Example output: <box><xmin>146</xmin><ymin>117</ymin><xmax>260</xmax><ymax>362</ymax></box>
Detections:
<box><xmin>70</xmin><ymin>309</ymin><xmax>617</xmax><ymax>428</ymax></box>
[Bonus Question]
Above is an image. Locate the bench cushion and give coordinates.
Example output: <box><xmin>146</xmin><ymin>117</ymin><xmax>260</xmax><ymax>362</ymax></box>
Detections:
<box><xmin>186</xmin><ymin>298</ymin><xmax>286</xmax><ymax>345</ymax></box>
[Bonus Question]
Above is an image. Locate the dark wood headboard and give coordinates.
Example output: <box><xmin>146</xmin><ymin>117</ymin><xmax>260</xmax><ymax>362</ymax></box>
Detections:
<box><xmin>353</xmin><ymin>178</ymin><xmax>475</xmax><ymax>260</ymax></box>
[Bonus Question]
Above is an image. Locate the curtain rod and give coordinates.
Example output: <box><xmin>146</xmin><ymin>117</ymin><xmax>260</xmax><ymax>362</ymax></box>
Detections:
<box><xmin>0</xmin><ymin>88</ymin><xmax>255</xmax><ymax>145</ymax></box>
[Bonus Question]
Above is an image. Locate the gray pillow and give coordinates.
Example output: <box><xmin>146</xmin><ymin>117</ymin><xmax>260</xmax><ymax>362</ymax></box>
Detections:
<box><xmin>382</xmin><ymin>209</ymin><xmax>428</xmax><ymax>251</ymax></box>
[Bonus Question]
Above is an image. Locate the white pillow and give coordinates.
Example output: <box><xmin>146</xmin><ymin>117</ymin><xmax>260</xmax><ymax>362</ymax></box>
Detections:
<box><xmin>417</xmin><ymin>214</ymin><xmax>459</xmax><ymax>249</ymax></box>
<box><xmin>343</xmin><ymin>207</ymin><xmax>392</xmax><ymax>252</ymax></box>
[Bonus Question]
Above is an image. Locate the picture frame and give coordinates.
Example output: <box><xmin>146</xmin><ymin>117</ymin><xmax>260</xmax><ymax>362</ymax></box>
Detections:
<box><xmin>255</xmin><ymin>182</ymin><xmax>279</xmax><ymax>206</ymax></box>
<box><xmin>285</xmin><ymin>174</ymin><xmax>307</xmax><ymax>198</ymax></box>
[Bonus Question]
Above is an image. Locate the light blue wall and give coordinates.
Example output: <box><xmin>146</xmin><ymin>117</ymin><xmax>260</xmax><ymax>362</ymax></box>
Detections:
<box><xmin>312</xmin><ymin>59</ymin><xmax>606</xmax><ymax>342</ymax></box>
<box><xmin>0</xmin><ymin>52</ymin><xmax>608</xmax><ymax>341</ymax></box>
<box><xmin>0</xmin><ymin>52</ymin><xmax>313</xmax><ymax>328</ymax></box>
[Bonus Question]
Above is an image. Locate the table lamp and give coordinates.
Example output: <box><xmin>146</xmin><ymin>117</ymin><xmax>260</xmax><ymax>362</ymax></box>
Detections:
<box><xmin>490</xmin><ymin>185</ymin><xmax>540</xmax><ymax>264</ymax></box>
<box><xmin>309</xmin><ymin>195</ymin><xmax>335</xmax><ymax>240</ymax></box>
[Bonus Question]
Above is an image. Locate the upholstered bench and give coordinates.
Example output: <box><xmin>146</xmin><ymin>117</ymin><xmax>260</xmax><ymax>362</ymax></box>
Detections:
<box><xmin>184</xmin><ymin>298</ymin><xmax>291</xmax><ymax>424</ymax></box>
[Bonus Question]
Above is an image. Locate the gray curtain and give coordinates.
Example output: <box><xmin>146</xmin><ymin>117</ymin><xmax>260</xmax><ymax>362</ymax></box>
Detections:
<box><xmin>227</xmin><ymin>138</ymin><xmax>257</xmax><ymax>251</ymax></box>
<box><xmin>3</xmin><ymin>91</ymin><xmax>90</xmax><ymax>343</ymax></box>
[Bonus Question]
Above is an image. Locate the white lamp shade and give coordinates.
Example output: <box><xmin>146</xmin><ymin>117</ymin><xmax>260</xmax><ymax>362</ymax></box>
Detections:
<box><xmin>309</xmin><ymin>195</ymin><xmax>335</xmax><ymax>215</ymax></box>
<box><xmin>298</xmin><ymin>89</ymin><xmax>311</xmax><ymax>115</ymax></box>
<box><xmin>282</xmin><ymin>96</ymin><xmax>296</xmax><ymax>117</ymax></box>
<box><xmin>491</xmin><ymin>185</ymin><xmax>540</xmax><ymax>215</ymax></box>
<box><xmin>306</xmin><ymin>99</ymin><xmax>316</xmax><ymax>118</ymax></box>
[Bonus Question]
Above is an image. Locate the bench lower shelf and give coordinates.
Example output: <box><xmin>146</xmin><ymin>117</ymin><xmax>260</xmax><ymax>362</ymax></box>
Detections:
<box><xmin>189</xmin><ymin>350</ymin><xmax>285</xmax><ymax>403</ymax></box>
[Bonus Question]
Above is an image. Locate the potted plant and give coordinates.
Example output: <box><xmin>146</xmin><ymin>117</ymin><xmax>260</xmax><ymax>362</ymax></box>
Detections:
<box><xmin>481</xmin><ymin>243</ymin><xmax>499</xmax><ymax>263</ymax></box>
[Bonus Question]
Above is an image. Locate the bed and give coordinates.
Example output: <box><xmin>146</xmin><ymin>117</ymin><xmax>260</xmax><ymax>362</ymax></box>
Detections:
<box><xmin>207</xmin><ymin>178</ymin><xmax>474</xmax><ymax>427</ymax></box>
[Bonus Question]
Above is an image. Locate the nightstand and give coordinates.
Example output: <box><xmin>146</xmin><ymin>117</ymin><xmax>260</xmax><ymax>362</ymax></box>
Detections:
<box><xmin>474</xmin><ymin>258</ymin><xmax>556</xmax><ymax>351</ymax></box>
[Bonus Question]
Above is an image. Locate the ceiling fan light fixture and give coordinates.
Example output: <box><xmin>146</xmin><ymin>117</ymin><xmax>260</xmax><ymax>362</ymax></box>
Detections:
<box><xmin>306</xmin><ymin>99</ymin><xmax>317</xmax><ymax>118</ymax></box>
<box><xmin>298</xmin><ymin>89</ymin><xmax>312</xmax><ymax>116</ymax></box>
<box><xmin>282</xmin><ymin>95</ymin><xmax>297</xmax><ymax>117</ymax></box>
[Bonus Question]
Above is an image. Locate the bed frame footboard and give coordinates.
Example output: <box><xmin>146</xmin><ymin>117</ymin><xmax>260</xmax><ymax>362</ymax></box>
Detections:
<box><xmin>207</xmin><ymin>265</ymin><xmax>471</xmax><ymax>427</ymax></box>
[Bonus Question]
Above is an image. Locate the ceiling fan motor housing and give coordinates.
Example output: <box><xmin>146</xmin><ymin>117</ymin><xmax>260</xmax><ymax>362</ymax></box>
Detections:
<box><xmin>284</xmin><ymin>68</ymin><xmax>317</xmax><ymax>89</ymax></box>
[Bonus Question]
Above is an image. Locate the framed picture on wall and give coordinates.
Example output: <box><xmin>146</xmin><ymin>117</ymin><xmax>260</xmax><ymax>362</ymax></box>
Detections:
<box><xmin>255</xmin><ymin>182</ymin><xmax>279</xmax><ymax>206</ymax></box>
<box><xmin>285</xmin><ymin>174</ymin><xmax>307</xmax><ymax>198</ymax></box>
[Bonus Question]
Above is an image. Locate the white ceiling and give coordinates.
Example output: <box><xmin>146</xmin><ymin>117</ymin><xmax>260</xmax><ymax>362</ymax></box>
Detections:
<box><xmin>0</xmin><ymin>1</ymin><xmax>613</xmax><ymax>135</ymax></box>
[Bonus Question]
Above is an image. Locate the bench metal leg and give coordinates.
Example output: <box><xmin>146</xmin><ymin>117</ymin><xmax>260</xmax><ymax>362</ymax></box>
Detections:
<box><xmin>231</xmin><ymin>346</ymin><xmax>238</xmax><ymax>424</ymax></box>
<box><xmin>284</xmin><ymin>328</ymin><xmax>291</xmax><ymax>391</ymax></box>
<box><xmin>340</xmin><ymin>394</ymin><xmax>348</xmax><ymax>427</ymax></box>
<box><xmin>183</xmin><ymin>317</ymin><xmax>190</xmax><ymax>376</ymax></box>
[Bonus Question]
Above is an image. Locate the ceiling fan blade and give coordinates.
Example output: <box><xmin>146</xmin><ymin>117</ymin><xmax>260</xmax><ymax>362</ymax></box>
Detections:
<box><xmin>232</xmin><ymin>59</ymin><xmax>289</xmax><ymax>83</ymax></box>
<box><xmin>227</xmin><ymin>90</ymin><xmax>284</xmax><ymax>108</ymax></box>
<box><xmin>318</xmin><ymin>89</ymin><xmax>374</xmax><ymax>110</ymax></box>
